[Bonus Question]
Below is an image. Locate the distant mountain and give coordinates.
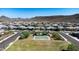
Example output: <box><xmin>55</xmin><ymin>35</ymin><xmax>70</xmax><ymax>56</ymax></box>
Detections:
<box><xmin>0</xmin><ymin>14</ymin><xmax>79</xmax><ymax>23</ymax></box>
<box><xmin>0</xmin><ymin>16</ymin><xmax>29</xmax><ymax>22</ymax></box>
<box><xmin>31</xmin><ymin>14</ymin><xmax>79</xmax><ymax>23</ymax></box>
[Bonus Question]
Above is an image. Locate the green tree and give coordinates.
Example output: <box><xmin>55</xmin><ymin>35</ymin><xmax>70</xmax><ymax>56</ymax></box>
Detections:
<box><xmin>19</xmin><ymin>31</ymin><xmax>29</xmax><ymax>39</ymax></box>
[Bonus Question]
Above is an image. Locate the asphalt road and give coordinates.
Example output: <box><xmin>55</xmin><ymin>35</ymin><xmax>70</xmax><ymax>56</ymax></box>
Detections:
<box><xmin>0</xmin><ymin>32</ymin><xmax>20</xmax><ymax>51</ymax></box>
<box><xmin>60</xmin><ymin>32</ymin><xmax>79</xmax><ymax>48</ymax></box>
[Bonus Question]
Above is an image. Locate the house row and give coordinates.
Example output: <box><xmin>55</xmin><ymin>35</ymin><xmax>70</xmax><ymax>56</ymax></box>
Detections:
<box><xmin>0</xmin><ymin>23</ymin><xmax>79</xmax><ymax>31</ymax></box>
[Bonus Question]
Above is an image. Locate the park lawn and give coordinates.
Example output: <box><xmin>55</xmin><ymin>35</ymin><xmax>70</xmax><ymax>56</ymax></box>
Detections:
<box><xmin>7</xmin><ymin>35</ymin><xmax>69</xmax><ymax>51</ymax></box>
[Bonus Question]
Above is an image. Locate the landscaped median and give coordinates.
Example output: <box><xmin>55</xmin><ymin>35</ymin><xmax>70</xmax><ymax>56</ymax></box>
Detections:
<box><xmin>6</xmin><ymin>31</ymin><xmax>70</xmax><ymax>51</ymax></box>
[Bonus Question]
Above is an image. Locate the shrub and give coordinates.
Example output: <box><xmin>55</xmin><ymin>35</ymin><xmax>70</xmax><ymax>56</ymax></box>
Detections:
<box><xmin>33</xmin><ymin>32</ymin><xmax>48</xmax><ymax>36</ymax></box>
<box><xmin>42</xmin><ymin>32</ymin><xmax>48</xmax><ymax>35</ymax></box>
<box><xmin>19</xmin><ymin>31</ymin><xmax>29</xmax><ymax>39</ymax></box>
<box><xmin>66</xmin><ymin>44</ymin><xmax>79</xmax><ymax>51</ymax></box>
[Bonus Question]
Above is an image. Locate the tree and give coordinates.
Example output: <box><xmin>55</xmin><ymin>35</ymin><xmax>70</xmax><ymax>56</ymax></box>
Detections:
<box><xmin>19</xmin><ymin>31</ymin><xmax>29</xmax><ymax>39</ymax></box>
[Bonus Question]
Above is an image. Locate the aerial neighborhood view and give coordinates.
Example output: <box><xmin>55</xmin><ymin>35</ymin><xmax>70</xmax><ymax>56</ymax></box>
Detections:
<box><xmin>0</xmin><ymin>8</ymin><xmax>79</xmax><ymax>51</ymax></box>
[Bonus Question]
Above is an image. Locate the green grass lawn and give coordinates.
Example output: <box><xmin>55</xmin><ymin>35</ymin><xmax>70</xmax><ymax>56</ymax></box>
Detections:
<box><xmin>7</xmin><ymin>34</ymin><xmax>69</xmax><ymax>51</ymax></box>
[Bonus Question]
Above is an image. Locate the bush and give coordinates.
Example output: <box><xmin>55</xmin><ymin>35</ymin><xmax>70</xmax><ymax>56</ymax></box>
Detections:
<box><xmin>66</xmin><ymin>44</ymin><xmax>79</xmax><ymax>51</ymax></box>
<box><xmin>33</xmin><ymin>32</ymin><xmax>48</xmax><ymax>36</ymax></box>
<box><xmin>42</xmin><ymin>32</ymin><xmax>48</xmax><ymax>35</ymax></box>
<box><xmin>52</xmin><ymin>32</ymin><xmax>63</xmax><ymax>40</ymax></box>
<box><xmin>19</xmin><ymin>31</ymin><xmax>29</xmax><ymax>39</ymax></box>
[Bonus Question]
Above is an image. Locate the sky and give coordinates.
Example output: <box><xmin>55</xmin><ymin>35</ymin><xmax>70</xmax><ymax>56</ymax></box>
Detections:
<box><xmin>0</xmin><ymin>8</ymin><xmax>79</xmax><ymax>18</ymax></box>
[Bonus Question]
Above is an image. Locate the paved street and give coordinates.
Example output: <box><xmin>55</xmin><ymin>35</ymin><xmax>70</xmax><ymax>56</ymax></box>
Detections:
<box><xmin>0</xmin><ymin>32</ymin><xmax>20</xmax><ymax>51</ymax></box>
<box><xmin>60</xmin><ymin>32</ymin><xmax>79</xmax><ymax>48</ymax></box>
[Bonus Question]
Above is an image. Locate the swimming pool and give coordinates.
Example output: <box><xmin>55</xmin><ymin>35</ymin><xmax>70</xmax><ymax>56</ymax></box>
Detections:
<box><xmin>33</xmin><ymin>36</ymin><xmax>50</xmax><ymax>40</ymax></box>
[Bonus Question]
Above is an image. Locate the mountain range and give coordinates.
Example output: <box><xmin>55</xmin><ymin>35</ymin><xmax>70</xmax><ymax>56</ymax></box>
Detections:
<box><xmin>0</xmin><ymin>14</ymin><xmax>79</xmax><ymax>23</ymax></box>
